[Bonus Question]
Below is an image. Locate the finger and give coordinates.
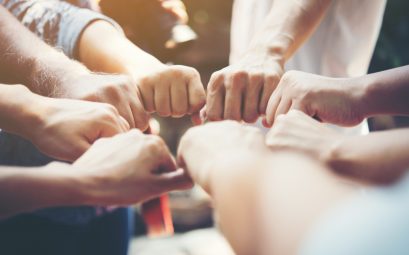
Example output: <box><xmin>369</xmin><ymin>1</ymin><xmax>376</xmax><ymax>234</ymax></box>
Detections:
<box><xmin>259</xmin><ymin>75</ymin><xmax>279</xmax><ymax>115</ymax></box>
<box><xmin>170</xmin><ymin>79</ymin><xmax>188</xmax><ymax>118</ymax></box>
<box><xmin>243</xmin><ymin>75</ymin><xmax>263</xmax><ymax>123</ymax></box>
<box><xmin>124</xmin><ymin>105</ymin><xmax>136</xmax><ymax>129</ymax></box>
<box><xmin>206</xmin><ymin>74</ymin><xmax>225</xmax><ymax>121</ymax></box>
<box><xmin>154</xmin><ymin>83</ymin><xmax>171</xmax><ymax>117</ymax></box>
<box><xmin>118</xmin><ymin>116</ymin><xmax>131</xmax><ymax>132</ymax></box>
<box><xmin>149</xmin><ymin>118</ymin><xmax>161</xmax><ymax>135</ymax></box>
<box><xmin>156</xmin><ymin>168</ymin><xmax>194</xmax><ymax>191</ymax></box>
<box><xmin>137</xmin><ymin>82</ymin><xmax>155</xmax><ymax>113</ymax></box>
<box><xmin>275</xmin><ymin>98</ymin><xmax>292</xmax><ymax>120</ymax></box>
<box><xmin>224</xmin><ymin>74</ymin><xmax>246</xmax><ymax>121</ymax></box>
<box><xmin>99</xmin><ymin>120</ymin><xmax>125</xmax><ymax>138</ymax></box>
<box><xmin>200</xmin><ymin>106</ymin><xmax>207</xmax><ymax>121</ymax></box>
<box><xmin>130</xmin><ymin>90</ymin><xmax>150</xmax><ymax>131</ymax></box>
<box><xmin>61</xmin><ymin>139</ymin><xmax>91</xmax><ymax>162</ymax></box>
<box><xmin>265</xmin><ymin>87</ymin><xmax>283</xmax><ymax>126</ymax></box>
<box><xmin>187</xmin><ymin>72</ymin><xmax>206</xmax><ymax>114</ymax></box>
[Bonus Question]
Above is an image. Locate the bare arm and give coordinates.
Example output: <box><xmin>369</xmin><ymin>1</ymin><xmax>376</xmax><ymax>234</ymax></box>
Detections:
<box><xmin>78</xmin><ymin>20</ymin><xmax>205</xmax><ymax>120</ymax></box>
<box><xmin>249</xmin><ymin>0</ymin><xmax>331</xmax><ymax>62</ymax></box>
<box><xmin>0</xmin><ymin>6</ymin><xmax>88</xmax><ymax>96</ymax></box>
<box><xmin>265</xmin><ymin>66</ymin><xmax>409</xmax><ymax>127</ymax></box>
<box><xmin>0</xmin><ymin>130</ymin><xmax>192</xmax><ymax>219</ymax></box>
<box><xmin>0</xmin><ymin>163</ymin><xmax>88</xmax><ymax>219</ymax></box>
<box><xmin>329</xmin><ymin>128</ymin><xmax>409</xmax><ymax>184</ymax></box>
<box><xmin>177</xmin><ymin>121</ymin><xmax>354</xmax><ymax>255</ymax></box>
<box><xmin>206</xmin><ymin>0</ymin><xmax>331</xmax><ymax>122</ymax></box>
<box><xmin>266</xmin><ymin>110</ymin><xmax>409</xmax><ymax>184</ymax></box>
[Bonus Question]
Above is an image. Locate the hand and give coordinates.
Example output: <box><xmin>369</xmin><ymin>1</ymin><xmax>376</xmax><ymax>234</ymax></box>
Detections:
<box><xmin>264</xmin><ymin>71</ymin><xmax>365</xmax><ymax>127</ymax></box>
<box><xmin>206</xmin><ymin>50</ymin><xmax>284</xmax><ymax>122</ymax></box>
<box><xmin>62</xmin><ymin>73</ymin><xmax>150</xmax><ymax>131</ymax></box>
<box><xmin>177</xmin><ymin>121</ymin><xmax>267</xmax><ymax>192</ymax></box>
<box><xmin>136</xmin><ymin>64</ymin><xmax>206</xmax><ymax>121</ymax></box>
<box><xmin>266</xmin><ymin>110</ymin><xmax>343</xmax><ymax>162</ymax></box>
<box><xmin>27</xmin><ymin>95</ymin><xmax>130</xmax><ymax>162</ymax></box>
<box><xmin>74</xmin><ymin>130</ymin><xmax>193</xmax><ymax>205</ymax></box>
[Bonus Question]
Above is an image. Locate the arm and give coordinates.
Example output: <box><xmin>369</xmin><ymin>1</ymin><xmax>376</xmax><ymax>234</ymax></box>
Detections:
<box><xmin>206</xmin><ymin>0</ymin><xmax>331</xmax><ymax>122</ymax></box>
<box><xmin>177</xmin><ymin>121</ymin><xmax>354</xmax><ymax>255</ymax></box>
<box><xmin>0</xmin><ymin>84</ymin><xmax>128</xmax><ymax>162</ymax></box>
<box><xmin>265</xmin><ymin>66</ymin><xmax>409</xmax><ymax>127</ymax></box>
<box><xmin>0</xmin><ymin>130</ymin><xmax>192</xmax><ymax>219</ymax></box>
<box><xmin>78</xmin><ymin>20</ymin><xmax>206</xmax><ymax>120</ymax></box>
<box><xmin>266</xmin><ymin>110</ymin><xmax>409</xmax><ymax>184</ymax></box>
<box><xmin>328</xmin><ymin>128</ymin><xmax>409</xmax><ymax>184</ymax></box>
<box><xmin>0</xmin><ymin>5</ymin><xmax>88</xmax><ymax>96</ymax></box>
<box><xmin>0</xmin><ymin>5</ymin><xmax>149</xmax><ymax>129</ymax></box>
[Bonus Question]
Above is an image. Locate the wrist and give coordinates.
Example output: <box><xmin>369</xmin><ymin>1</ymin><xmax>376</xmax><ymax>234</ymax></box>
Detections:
<box><xmin>36</xmin><ymin>162</ymin><xmax>94</xmax><ymax>207</ymax></box>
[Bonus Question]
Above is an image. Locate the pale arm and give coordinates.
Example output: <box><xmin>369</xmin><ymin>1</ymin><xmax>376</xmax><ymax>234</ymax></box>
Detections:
<box><xmin>177</xmin><ymin>122</ymin><xmax>355</xmax><ymax>255</ymax></box>
<box><xmin>248</xmin><ymin>0</ymin><xmax>331</xmax><ymax>62</ymax></box>
<box><xmin>206</xmin><ymin>0</ymin><xmax>331</xmax><ymax>122</ymax></box>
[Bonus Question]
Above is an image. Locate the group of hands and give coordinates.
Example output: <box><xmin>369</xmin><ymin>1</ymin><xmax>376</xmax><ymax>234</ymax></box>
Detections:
<box><xmin>20</xmin><ymin>56</ymin><xmax>366</xmax><ymax>206</ymax></box>
<box><xmin>13</xmin><ymin>0</ymin><xmax>367</xmax><ymax>204</ymax></box>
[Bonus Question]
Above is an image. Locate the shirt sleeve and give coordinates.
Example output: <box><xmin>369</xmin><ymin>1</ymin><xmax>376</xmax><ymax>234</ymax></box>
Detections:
<box><xmin>0</xmin><ymin>0</ymin><xmax>124</xmax><ymax>59</ymax></box>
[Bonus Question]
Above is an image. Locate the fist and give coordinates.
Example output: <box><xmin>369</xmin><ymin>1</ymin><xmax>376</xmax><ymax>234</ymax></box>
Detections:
<box><xmin>206</xmin><ymin>53</ymin><xmax>283</xmax><ymax>123</ymax></box>
<box><xmin>265</xmin><ymin>71</ymin><xmax>365</xmax><ymax>127</ymax></box>
<box><xmin>137</xmin><ymin>65</ymin><xmax>206</xmax><ymax>119</ymax></box>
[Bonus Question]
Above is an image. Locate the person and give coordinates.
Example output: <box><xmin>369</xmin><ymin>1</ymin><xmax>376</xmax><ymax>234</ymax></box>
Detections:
<box><xmin>177</xmin><ymin>117</ymin><xmax>409</xmax><ymax>255</ymax></box>
<box><xmin>205</xmin><ymin>0</ymin><xmax>386</xmax><ymax>136</ymax></box>
<box><xmin>0</xmin><ymin>92</ymin><xmax>192</xmax><ymax>218</ymax></box>
<box><xmin>0</xmin><ymin>5</ymin><xmax>204</xmax><ymax>255</ymax></box>
<box><xmin>177</xmin><ymin>64</ymin><xmax>409</xmax><ymax>254</ymax></box>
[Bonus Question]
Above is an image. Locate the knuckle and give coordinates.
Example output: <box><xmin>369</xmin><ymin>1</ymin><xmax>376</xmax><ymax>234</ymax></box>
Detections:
<box><xmin>243</xmin><ymin>112</ymin><xmax>259</xmax><ymax>123</ymax></box>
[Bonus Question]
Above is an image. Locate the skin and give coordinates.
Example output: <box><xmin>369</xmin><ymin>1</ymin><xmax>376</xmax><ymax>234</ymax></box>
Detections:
<box><xmin>266</xmin><ymin>110</ymin><xmax>409</xmax><ymax>184</ymax></box>
<box><xmin>0</xmin><ymin>6</ymin><xmax>149</xmax><ymax>130</ymax></box>
<box><xmin>0</xmin><ymin>84</ymin><xmax>130</xmax><ymax>162</ymax></box>
<box><xmin>205</xmin><ymin>0</ymin><xmax>331</xmax><ymax>122</ymax></box>
<box><xmin>78</xmin><ymin>18</ymin><xmax>205</xmax><ymax>122</ymax></box>
<box><xmin>0</xmin><ymin>130</ymin><xmax>193</xmax><ymax>220</ymax></box>
<box><xmin>177</xmin><ymin>121</ymin><xmax>356</xmax><ymax>255</ymax></box>
<box><xmin>264</xmin><ymin>66</ymin><xmax>409</xmax><ymax>126</ymax></box>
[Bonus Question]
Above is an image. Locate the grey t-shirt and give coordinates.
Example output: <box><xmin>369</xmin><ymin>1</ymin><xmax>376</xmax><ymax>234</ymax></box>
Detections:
<box><xmin>1</xmin><ymin>0</ymin><xmax>122</xmax><ymax>59</ymax></box>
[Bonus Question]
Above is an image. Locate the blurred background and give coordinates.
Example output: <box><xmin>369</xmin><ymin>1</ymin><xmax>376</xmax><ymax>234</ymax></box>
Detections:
<box><xmin>98</xmin><ymin>0</ymin><xmax>409</xmax><ymax>254</ymax></box>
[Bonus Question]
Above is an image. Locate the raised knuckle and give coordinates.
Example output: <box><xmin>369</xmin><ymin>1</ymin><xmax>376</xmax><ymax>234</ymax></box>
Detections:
<box><xmin>224</xmin><ymin>79</ymin><xmax>244</xmax><ymax>91</ymax></box>
<box><xmin>265</xmin><ymin>72</ymin><xmax>281</xmax><ymax>85</ymax></box>
<box><xmin>248</xmin><ymin>72</ymin><xmax>264</xmax><ymax>83</ymax></box>
<box><xmin>207</xmin><ymin>112</ymin><xmax>223</xmax><ymax>121</ymax></box>
<box><xmin>243</xmin><ymin>112</ymin><xmax>259</xmax><ymax>123</ymax></box>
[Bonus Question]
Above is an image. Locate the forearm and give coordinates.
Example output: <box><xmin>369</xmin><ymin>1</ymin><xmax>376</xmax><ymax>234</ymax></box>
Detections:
<box><xmin>328</xmin><ymin>128</ymin><xmax>409</xmax><ymax>184</ymax></box>
<box><xmin>0</xmin><ymin>6</ymin><xmax>88</xmax><ymax>96</ymax></box>
<box><xmin>0</xmin><ymin>162</ymin><xmax>90</xmax><ymax>219</ymax></box>
<box><xmin>78</xmin><ymin>20</ymin><xmax>163</xmax><ymax>79</ymax></box>
<box><xmin>206</xmin><ymin>152</ymin><xmax>353</xmax><ymax>255</ymax></box>
<box><xmin>358</xmin><ymin>65</ymin><xmax>409</xmax><ymax>117</ymax></box>
<box><xmin>248</xmin><ymin>0</ymin><xmax>331</xmax><ymax>62</ymax></box>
